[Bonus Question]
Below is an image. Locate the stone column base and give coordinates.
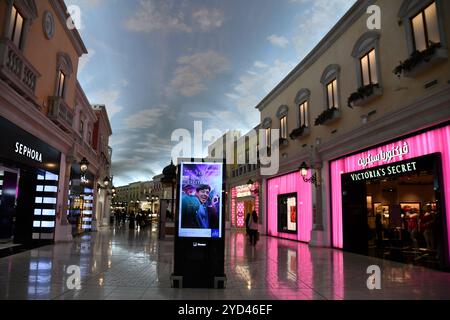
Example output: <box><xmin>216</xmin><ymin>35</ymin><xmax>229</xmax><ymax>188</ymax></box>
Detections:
<box><xmin>102</xmin><ymin>218</ymin><xmax>110</xmax><ymax>226</ymax></box>
<box><xmin>54</xmin><ymin>224</ymin><xmax>73</xmax><ymax>242</ymax></box>
<box><xmin>309</xmin><ymin>229</ymin><xmax>327</xmax><ymax>247</ymax></box>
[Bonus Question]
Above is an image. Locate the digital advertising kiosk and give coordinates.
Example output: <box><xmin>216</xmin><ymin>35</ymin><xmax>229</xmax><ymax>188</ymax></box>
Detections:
<box><xmin>171</xmin><ymin>159</ymin><xmax>226</xmax><ymax>288</ymax></box>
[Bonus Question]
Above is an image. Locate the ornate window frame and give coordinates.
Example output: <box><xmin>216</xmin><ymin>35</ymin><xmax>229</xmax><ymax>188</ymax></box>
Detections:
<box><xmin>398</xmin><ymin>0</ymin><xmax>447</xmax><ymax>55</ymax></box>
<box><xmin>294</xmin><ymin>88</ymin><xmax>310</xmax><ymax>128</ymax></box>
<box><xmin>55</xmin><ymin>52</ymin><xmax>73</xmax><ymax>99</ymax></box>
<box><xmin>320</xmin><ymin>64</ymin><xmax>341</xmax><ymax>110</ymax></box>
<box><xmin>2</xmin><ymin>0</ymin><xmax>37</xmax><ymax>51</ymax></box>
<box><xmin>351</xmin><ymin>31</ymin><xmax>382</xmax><ymax>88</ymax></box>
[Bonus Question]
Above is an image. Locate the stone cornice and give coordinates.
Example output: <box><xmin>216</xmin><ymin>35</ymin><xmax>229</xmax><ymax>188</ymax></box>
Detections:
<box><xmin>49</xmin><ymin>0</ymin><xmax>88</xmax><ymax>57</ymax></box>
<box><xmin>0</xmin><ymin>79</ymin><xmax>73</xmax><ymax>153</ymax></box>
<box><xmin>317</xmin><ymin>86</ymin><xmax>450</xmax><ymax>161</ymax></box>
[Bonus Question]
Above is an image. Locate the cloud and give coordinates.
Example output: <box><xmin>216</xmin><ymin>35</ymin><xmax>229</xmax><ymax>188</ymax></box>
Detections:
<box><xmin>125</xmin><ymin>0</ymin><xmax>192</xmax><ymax>34</ymax></box>
<box><xmin>226</xmin><ymin>59</ymin><xmax>295</xmax><ymax>110</ymax></box>
<box><xmin>192</xmin><ymin>8</ymin><xmax>225</xmax><ymax>31</ymax></box>
<box><xmin>291</xmin><ymin>0</ymin><xmax>356</xmax><ymax>58</ymax></box>
<box><xmin>254</xmin><ymin>61</ymin><xmax>268</xmax><ymax>68</ymax></box>
<box><xmin>124</xmin><ymin>107</ymin><xmax>167</xmax><ymax>129</ymax></box>
<box><xmin>169</xmin><ymin>51</ymin><xmax>230</xmax><ymax>97</ymax></box>
<box><xmin>88</xmin><ymin>89</ymin><xmax>124</xmax><ymax>119</ymax></box>
<box><xmin>65</xmin><ymin>0</ymin><xmax>105</xmax><ymax>9</ymax></box>
<box><xmin>188</xmin><ymin>112</ymin><xmax>214</xmax><ymax>119</ymax></box>
<box><xmin>78</xmin><ymin>48</ymin><xmax>95</xmax><ymax>72</ymax></box>
<box><xmin>267</xmin><ymin>34</ymin><xmax>290</xmax><ymax>48</ymax></box>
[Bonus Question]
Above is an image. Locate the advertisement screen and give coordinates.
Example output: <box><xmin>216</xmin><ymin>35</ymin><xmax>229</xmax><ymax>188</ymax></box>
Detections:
<box><xmin>178</xmin><ymin>162</ymin><xmax>223</xmax><ymax>238</ymax></box>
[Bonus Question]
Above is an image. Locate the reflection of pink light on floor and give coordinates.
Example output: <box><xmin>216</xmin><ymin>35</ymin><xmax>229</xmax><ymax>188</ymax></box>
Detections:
<box><xmin>332</xmin><ymin>250</ymin><xmax>344</xmax><ymax>299</ymax></box>
<box><xmin>331</xmin><ymin>125</ymin><xmax>450</xmax><ymax>260</ymax></box>
<box><xmin>267</xmin><ymin>171</ymin><xmax>312</xmax><ymax>242</ymax></box>
<box><xmin>266</xmin><ymin>239</ymin><xmax>313</xmax><ymax>298</ymax></box>
<box><xmin>236</xmin><ymin>233</ymin><xmax>245</xmax><ymax>259</ymax></box>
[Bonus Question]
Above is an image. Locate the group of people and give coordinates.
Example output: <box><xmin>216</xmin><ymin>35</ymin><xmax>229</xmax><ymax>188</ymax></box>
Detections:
<box><xmin>245</xmin><ymin>211</ymin><xmax>259</xmax><ymax>246</ymax></box>
<box><xmin>113</xmin><ymin>209</ymin><xmax>153</xmax><ymax>230</ymax></box>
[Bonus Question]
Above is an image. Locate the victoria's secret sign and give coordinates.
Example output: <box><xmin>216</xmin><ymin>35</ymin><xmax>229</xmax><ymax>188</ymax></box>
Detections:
<box><xmin>357</xmin><ymin>142</ymin><xmax>410</xmax><ymax>168</ymax></box>
<box><xmin>351</xmin><ymin>161</ymin><xmax>417</xmax><ymax>182</ymax></box>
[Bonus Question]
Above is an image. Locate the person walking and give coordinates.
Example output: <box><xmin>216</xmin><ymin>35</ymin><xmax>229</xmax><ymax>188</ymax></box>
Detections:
<box><xmin>245</xmin><ymin>212</ymin><xmax>251</xmax><ymax>240</ymax></box>
<box><xmin>248</xmin><ymin>211</ymin><xmax>259</xmax><ymax>246</ymax></box>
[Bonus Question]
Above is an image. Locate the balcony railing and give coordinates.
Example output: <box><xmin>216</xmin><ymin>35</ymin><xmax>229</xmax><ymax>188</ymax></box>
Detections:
<box><xmin>0</xmin><ymin>38</ymin><xmax>39</xmax><ymax>102</ymax></box>
<box><xmin>48</xmin><ymin>96</ymin><xmax>74</xmax><ymax>133</ymax></box>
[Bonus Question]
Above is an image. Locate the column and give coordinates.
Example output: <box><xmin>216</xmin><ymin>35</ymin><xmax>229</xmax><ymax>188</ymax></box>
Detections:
<box><xmin>54</xmin><ymin>153</ymin><xmax>73</xmax><ymax>242</ymax></box>
<box><xmin>309</xmin><ymin>149</ymin><xmax>327</xmax><ymax>247</ymax></box>
<box><xmin>91</xmin><ymin>175</ymin><xmax>99</xmax><ymax>231</ymax></box>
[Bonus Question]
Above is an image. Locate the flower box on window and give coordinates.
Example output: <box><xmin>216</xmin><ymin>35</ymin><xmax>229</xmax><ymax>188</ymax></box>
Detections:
<box><xmin>289</xmin><ymin>126</ymin><xmax>310</xmax><ymax>140</ymax></box>
<box><xmin>314</xmin><ymin>107</ymin><xmax>340</xmax><ymax>126</ymax></box>
<box><xmin>279</xmin><ymin>138</ymin><xmax>289</xmax><ymax>147</ymax></box>
<box><xmin>393</xmin><ymin>43</ymin><xmax>448</xmax><ymax>78</ymax></box>
<box><xmin>347</xmin><ymin>83</ymin><xmax>382</xmax><ymax>108</ymax></box>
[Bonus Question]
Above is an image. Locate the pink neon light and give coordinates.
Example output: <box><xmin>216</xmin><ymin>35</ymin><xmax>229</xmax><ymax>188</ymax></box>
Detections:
<box><xmin>267</xmin><ymin>171</ymin><xmax>313</xmax><ymax>242</ymax></box>
<box><xmin>267</xmin><ymin>240</ymin><xmax>313</xmax><ymax>297</ymax></box>
<box><xmin>237</xmin><ymin>202</ymin><xmax>245</xmax><ymax>228</ymax></box>
<box><xmin>231</xmin><ymin>183</ymin><xmax>260</xmax><ymax>228</ymax></box>
<box><xmin>330</xmin><ymin>125</ymin><xmax>450</xmax><ymax>261</ymax></box>
<box><xmin>231</xmin><ymin>187</ymin><xmax>236</xmax><ymax>227</ymax></box>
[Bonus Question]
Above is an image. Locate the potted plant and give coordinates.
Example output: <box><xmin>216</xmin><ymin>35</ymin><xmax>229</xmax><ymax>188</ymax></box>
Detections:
<box><xmin>393</xmin><ymin>42</ymin><xmax>446</xmax><ymax>78</ymax></box>
<box><xmin>289</xmin><ymin>125</ymin><xmax>309</xmax><ymax>140</ymax></box>
<box><xmin>347</xmin><ymin>83</ymin><xmax>381</xmax><ymax>108</ymax></box>
<box><xmin>314</xmin><ymin>107</ymin><xmax>339</xmax><ymax>126</ymax></box>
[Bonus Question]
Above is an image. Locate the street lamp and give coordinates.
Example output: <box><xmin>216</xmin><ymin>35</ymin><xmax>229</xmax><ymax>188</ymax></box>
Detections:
<box><xmin>103</xmin><ymin>176</ymin><xmax>110</xmax><ymax>187</ymax></box>
<box><xmin>80</xmin><ymin>157</ymin><xmax>89</xmax><ymax>173</ymax></box>
<box><xmin>299</xmin><ymin>161</ymin><xmax>319</xmax><ymax>187</ymax></box>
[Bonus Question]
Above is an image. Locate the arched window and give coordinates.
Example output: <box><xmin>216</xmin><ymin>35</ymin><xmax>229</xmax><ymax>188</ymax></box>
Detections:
<box><xmin>320</xmin><ymin>64</ymin><xmax>341</xmax><ymax>110</ymax></box>
<box><xmin>398</xmin><ymin>0</ymin><xmax>446</xmax><ymax>55</ymax></box>
<box><xmin>351</xmin><ymin>31</ymin><xmax>381</xmax><ymax>88</ymax></box>
<box><xmin>294</xmin><ymin>89</ymin><xmax>310</xmax><ymax>128</ymax></box>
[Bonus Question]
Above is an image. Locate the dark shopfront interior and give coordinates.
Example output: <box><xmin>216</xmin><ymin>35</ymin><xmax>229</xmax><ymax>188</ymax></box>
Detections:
<box><xmin>0</xmin><ymin>161</ymin><xmax>59</xmax><ymax>249</ymax></box>
<box><xmin>0</xmin><ymin>116</ymin><xmax>61</xmax><ymax>255</ymax></box>
<box><xmin>341</xmin><ymin>153</ymin><xmax>448</xmax><ymax>271</ymax></box>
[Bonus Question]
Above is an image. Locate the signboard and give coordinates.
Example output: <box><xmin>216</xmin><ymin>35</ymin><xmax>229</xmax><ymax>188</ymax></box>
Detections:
<box><xmin>0</xmin><ymin>116</ymin><xmax>61</xmax><ymax>172</ymax></box>
<box><xmin>178</xmin><ymin>162</ymin><xmax>223</xmax><ymax>238</ymax></box>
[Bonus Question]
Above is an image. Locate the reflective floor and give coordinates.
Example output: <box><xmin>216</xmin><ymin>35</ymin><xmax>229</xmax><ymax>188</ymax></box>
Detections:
<box><xmin>1</xmin><ymin>225</ymin><xmax>450</xmax><ymax>300</ymax></box>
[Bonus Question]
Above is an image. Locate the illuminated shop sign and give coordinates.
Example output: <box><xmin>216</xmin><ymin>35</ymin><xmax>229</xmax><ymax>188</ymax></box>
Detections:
<box><xmin>357</xmin><ymin>142</ymin><xmax>409</xmax><ymax>168</ymax></box>
<box><xmin>351</xmin><ymin>161</ymin><xmax>417</xmax><ymax>182</ymax></box>
<box><xmin>15</xmin><ymin>142</ymin><xmax>43</xmax><ymax>163</ymax></box>
<box><xmin>236</xmin><ymin>185</ymin><xmax>251</xmax><ymax>198</ymax></box>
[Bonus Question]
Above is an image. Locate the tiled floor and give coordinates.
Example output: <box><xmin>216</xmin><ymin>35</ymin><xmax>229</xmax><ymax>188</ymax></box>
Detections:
<box><xmin>0</xmin><ymin>225</ymin><xmax>450</xmax><ymax>300</ymax></box>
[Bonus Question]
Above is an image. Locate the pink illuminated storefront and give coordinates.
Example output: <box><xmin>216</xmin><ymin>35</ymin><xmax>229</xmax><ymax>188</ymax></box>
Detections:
<box><xmin>330</xmin><ymin>124</ymin><xmax>450</xmax><ymax>270</ymax></box>
<box><xmin>267</xmin><ymin>171</ymin><xmax>313</xmax><ymax>243</ymax></box>
<box><xmin>230</xmin><ymin>183</ymin><xmax>260</xmax><ymax>229</ymax></box>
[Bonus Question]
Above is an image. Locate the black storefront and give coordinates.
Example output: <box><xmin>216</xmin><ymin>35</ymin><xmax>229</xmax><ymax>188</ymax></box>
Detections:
<box><xmin>341</xmin><ymin>153</ymin><xmax>447</xmax><ymax>270</ymax></box>
<box><xmin>67</xmin><ymin>166</ymin><xmax>95</xmax><ymax>236</ymax></box>
<box><xmin>0</xmin><ymin>116</ymin><xmax>61</xmax><ymax>246</ymax></box>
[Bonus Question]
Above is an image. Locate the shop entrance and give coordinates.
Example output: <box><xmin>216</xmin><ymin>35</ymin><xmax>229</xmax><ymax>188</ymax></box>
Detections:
<box><xmin>342</xmin><ymin>153</ymin><xmax>447</xmax><ymax>270</ymax></box>
<box><xmin>0</xmin><ymin>166</ymin><xmax>19</xmax><ymax>244</ymax></box>
<box><xmin>236</xmin><ymin>198</ymin><xmax>255</xmax><ymax>229</ymax></box>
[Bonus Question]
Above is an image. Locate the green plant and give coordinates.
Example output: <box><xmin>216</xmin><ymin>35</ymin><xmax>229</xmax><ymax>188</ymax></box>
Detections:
<box><xmin>393</xmin><ymin>42</ymin><xmax>441</xmax><ymax>77</ymax></box>
<box><xmin>347</xmin><ymin>83</ymin><xmax>380</xmax><ymax>108</ymax></box>
<box><xmin>314</xmin><ymin>107</ymin><xmax>338</xmax><ymax>126</ymax></box>
<box><xmin>289</xmin><ymin>125</ymin><xmax>307</xmax><ymax>140</ymax></box>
